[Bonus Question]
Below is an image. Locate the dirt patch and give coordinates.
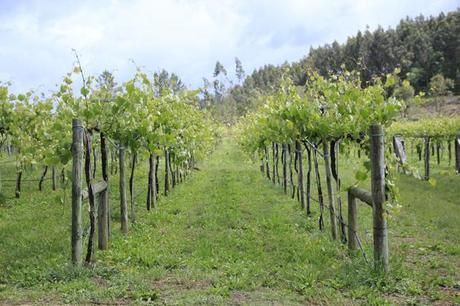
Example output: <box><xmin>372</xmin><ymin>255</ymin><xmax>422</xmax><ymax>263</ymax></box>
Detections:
<box><xmin>92</xmin><ymin>276</ymin><xmax>109</xmax><ymax>288</ymax></box>
<box><xmin>151</xmin><ymin>276</ymin><xmax>211</xmax><ymax>290</ymax></box>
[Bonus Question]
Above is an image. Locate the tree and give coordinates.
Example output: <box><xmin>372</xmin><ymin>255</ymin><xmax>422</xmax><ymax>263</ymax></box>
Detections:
<box><xmin>429</xmin><ymin>73</ymin><xmax>455</xmax><ymax>96</ymax></box>
<box><xmin>429</xmin><ymin>73</ymin><xmax>455</xmax><ymax>114</ymax></box>
<box><xmin>235</xmin><ymin>57</ymin><xmax>245</xmax><ymax>84</ymax></box>
<box><xmin>392</xmin><ymin>79</ymin><xmax>415</xmax><ymax>118</ymax></box>
<box><xmin>212</xmin><ymin>61</ymin><xmax>228</xmax><ymax>103</ymax></box>
<box><xmin>213</xmin><ymin>61</ymin><xmax>227</xmax><ymax>77</ymax></box>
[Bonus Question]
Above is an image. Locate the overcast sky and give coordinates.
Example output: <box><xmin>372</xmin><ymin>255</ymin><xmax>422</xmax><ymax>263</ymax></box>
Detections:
<box><xmin>0</xmin><ymin>0</ymin><xmax>457</xmax><ymax>94</ymax></box>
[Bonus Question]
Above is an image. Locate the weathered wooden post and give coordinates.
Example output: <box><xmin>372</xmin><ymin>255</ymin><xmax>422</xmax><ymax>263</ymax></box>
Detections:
<box><xmin>305</xmin><ymin>144</ymin><xmax>312</xmax><ymax>215</ymax></box>
<box><xmin>71</xmin><ymin>119</ymin><xmax>84</xmax><ymax>265</ymax></box>
<box><xmin>347</xmin><ymin>191</ymin><xmax>357</xmax><ymax>253</ymax></box>
<box><xmin>369</xmin><ymin>124</ymin><xmax>388</xmax><ymax>272</ymax></box>
<box><xmin>147</xmin><ymin>153</ymin><xmax>158</xmax><ymax>210</ymax></box>
<box><xmin>424</xmin><ymin>136</ymin><xmax>430</xmax><ymax>180</ymax></box>
<box><xmin>119</xmin><ymin>145</ymin><xmax>128</xmax><ymax>234</ymax></box>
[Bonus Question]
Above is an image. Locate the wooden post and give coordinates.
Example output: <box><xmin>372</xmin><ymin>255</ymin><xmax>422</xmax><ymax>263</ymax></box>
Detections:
<box><xmin>424</xmin><ymin>136</ymin><xmax>430</xmax><ymax>180</ymax></box>
<box><xmin>347</xmin><ymin>191</ymin><xmax>357</xmax><ymax>253</ymax></box>
<box><xmin>71</xmin><ymin>119</ymin><xmax>83</xmax><ymax>265</ymax></box>
<box><xmin>296</xmin><ymin>141</ymin><xmax>305</xmax><ymax>210</ymax></box>
<box><xmin>119</xmin><ymin>145</ymin><xmax>128</xmax><ymax>234</ymax></box>
<box><xmin>147</xmin><ymin>153</ymin><xmax>158</xmax><ymax>210</ymax></box>
<box><xmin>369</xmin><ymin>124</ymin><xmax>388</xmax><ymax>272</ymax></box>
<box><xmin>305</xmin><ymin>144</ymin><xmax>312</xmax><ymax>215</ymax></box>
<box><xmin>98</xmin><ymin>132</ymin><xmax>109</xmax><ymax>249</ymax></box>
<box><xmin>323</xmin><ymin>140</ymin><xmax>338</xmax><ymax>240</ymax></box>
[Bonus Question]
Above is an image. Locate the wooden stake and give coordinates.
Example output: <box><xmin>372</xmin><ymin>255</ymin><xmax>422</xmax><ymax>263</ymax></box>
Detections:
<box><xmin>71</xmin><ymin>119</ymin><xmax>83</xmax><ymax>265</ymax></box>
<box><xmin>424</xmin><ymin>137</ymin><xmax>430</xmax><ymax>180</ymax></box>
<box><xmin>370</xmin><ymin>124</ymin><xmax>388</xmax><ymax>272</ymax></box>
<box><xmin>347</xmin><ymin>191</ymin><xmax>357</xmax><ymax>253</ymax></box>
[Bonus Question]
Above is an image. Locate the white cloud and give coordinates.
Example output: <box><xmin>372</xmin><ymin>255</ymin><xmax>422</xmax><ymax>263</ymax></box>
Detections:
<box><xmin>0</xmin><ymin>0</ymin><xmax>457</xmax><ymax>93</ymax></box>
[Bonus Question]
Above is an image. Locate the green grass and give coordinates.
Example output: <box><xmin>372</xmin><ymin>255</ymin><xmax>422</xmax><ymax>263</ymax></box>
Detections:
<box><xmin>0</xmin><ymin>134</ymin><xmax>459</xmax><ymax>305</ymax></box>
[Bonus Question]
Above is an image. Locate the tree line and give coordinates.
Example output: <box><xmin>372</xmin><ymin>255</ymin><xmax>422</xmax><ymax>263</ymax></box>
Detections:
<box><xmin>206</xmin><ymin>9</ymin><xmax>459</xmax><ymax>122</ymax></box>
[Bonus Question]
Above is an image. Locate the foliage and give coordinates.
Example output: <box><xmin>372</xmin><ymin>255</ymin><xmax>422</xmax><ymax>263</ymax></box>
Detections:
<box><xmin>387</xmin><ymin>116</ymin><xmax>460</xmax><ymax>140</ymax></box>
<box><xmin>3</xmin><ymin>65</ymin><xmax>220</xmax><ymax>183</ymax></box>
<box><xmin>237</xmin><ymin>69</ymin><xmax>407</xmax><ymax>211</ymax></box>
<box><xmin>428</xmin><ymin>74</ymin><xmax>455</xmax><ymax>97</ymax></box>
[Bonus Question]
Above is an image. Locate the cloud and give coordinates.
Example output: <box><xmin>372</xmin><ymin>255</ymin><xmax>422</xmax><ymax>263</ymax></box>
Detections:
<box><xmin>0</xmin><ymin>0</ymin><xmax>457</xmax><ymax>93</ymax></box>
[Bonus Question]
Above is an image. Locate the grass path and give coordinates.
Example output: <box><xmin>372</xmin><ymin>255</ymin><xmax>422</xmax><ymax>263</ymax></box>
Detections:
<box><xmin>101</xmin><ymin>135</ymin><xmax>346</xmax><ymax>304</ymax></box>
<box><xmin>1</xmin><ymin>134</ymin><xmax>459</xmax><ymax>305</ymax></box>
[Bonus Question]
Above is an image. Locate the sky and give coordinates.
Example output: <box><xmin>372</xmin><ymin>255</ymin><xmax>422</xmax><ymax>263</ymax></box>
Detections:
<box><xmin>0</xmin><ymin>0</ymin><xmax>458</xmax><ymax>94</ymax></box>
